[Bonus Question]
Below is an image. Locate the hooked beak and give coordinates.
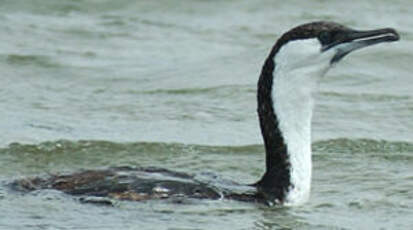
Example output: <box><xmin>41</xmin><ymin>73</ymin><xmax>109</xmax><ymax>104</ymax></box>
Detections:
<box><xmin>324</xmin><ymin>28</ymin><xmax>400</xmax><ymax>64</ymax></box>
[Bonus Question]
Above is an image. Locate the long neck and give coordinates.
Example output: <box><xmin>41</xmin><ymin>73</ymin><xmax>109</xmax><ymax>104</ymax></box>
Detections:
<box><xmin>256</xmin><ymin>54</ymin><xmax>315</xmax><ymax>205</ymax></box>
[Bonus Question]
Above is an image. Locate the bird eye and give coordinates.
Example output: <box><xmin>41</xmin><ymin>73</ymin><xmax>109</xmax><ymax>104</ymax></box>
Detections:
<box><xmin>319</xmin><ymin>31</ymin><xmax>331</xmax><ymax>44</ymax></box>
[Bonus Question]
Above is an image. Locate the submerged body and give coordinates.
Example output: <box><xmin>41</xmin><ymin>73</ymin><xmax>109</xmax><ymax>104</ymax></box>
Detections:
<box><xmin>12</xmin><ymin>166</ymin><xmax>266</xmax><ymax>205</ymax></box>
<box><xmin>12</xmin><ymin>21</ymin><xmax>399</xmax><ymax>206</ymax></box>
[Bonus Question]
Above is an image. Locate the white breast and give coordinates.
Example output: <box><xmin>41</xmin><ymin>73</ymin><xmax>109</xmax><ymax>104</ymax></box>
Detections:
<box><xmin>271</xmin><ymin>38</ymin><xmax>335</xmax><ymax>205</ymax></box>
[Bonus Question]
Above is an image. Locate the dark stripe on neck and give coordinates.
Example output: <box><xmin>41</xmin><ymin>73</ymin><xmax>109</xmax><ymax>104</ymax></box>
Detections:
<box><xmin>255</xmin><ymin>50</ymin><xmax>291</xmax><ymax>203</ymax></box>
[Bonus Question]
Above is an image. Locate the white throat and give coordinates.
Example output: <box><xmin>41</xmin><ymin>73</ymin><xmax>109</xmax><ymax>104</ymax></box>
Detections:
<box><xmin>271</xmin><ymin>39</ymin><xmax>334</xmax><ymax>205</ymax></box>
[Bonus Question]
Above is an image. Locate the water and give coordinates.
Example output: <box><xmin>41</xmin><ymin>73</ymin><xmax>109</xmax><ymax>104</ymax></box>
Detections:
<box><xmin>0</xmin><ymin>0</ymin><xmax>412</xmax><ymax>229</ymax></box>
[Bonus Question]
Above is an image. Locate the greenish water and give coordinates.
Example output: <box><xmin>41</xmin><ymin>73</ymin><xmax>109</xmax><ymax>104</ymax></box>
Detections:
<box><xmin>1</xmin><ymin>0</ymin><xmax>412</xmax><ymax>229</ymax></box>
<box><xmin>1</xmin><ymin>139</ymin><xmax>412</xmax><ymax>229</ymax></box>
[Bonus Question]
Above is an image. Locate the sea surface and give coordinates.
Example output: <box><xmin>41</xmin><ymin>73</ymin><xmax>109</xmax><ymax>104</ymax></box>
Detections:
<box><xmin>0</xmin><ymin>0</ymin><xmax>412</xmax><ymax>229</ymax></box>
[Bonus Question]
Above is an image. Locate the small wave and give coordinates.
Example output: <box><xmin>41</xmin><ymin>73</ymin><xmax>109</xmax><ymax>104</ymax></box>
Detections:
<box><xmin>319</xmin><ymin>91</ymin><xmax>410</xmax><ymax>102</ymax></box>
<box><xmin>133</xmin><ymin>85</ymin><xmax>254</xmax><ymax>96</ymax></box>
<box><xmin>1</xmin><ymin>1</ymin><xmax>128</xmax><ymax>15</ymax></box>
<box><xmin>1</xmin><ymin>138</ymin><xmax>412</xmax><ymax>156</ymax></box>
<box><xmin>0</xmin><ymin>140</ymin><xmax>263</xmax><ymax>157</ymax></box>
<box><xmin>5</xmin><ymin>54</ymin><xmax>60</xmax><ymax>68</ymax></box>
<box><xmin>313</xmin><ymin>138</ymin><xmax>413</xmax><ymax>154</ymax></box>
